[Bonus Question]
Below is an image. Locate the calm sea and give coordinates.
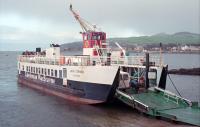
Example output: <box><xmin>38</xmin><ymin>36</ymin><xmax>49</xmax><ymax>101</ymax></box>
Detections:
<box><xmin>0</xmin><ymin>51</ymin><xmax>199</xmax><ymax>127</ymax></box>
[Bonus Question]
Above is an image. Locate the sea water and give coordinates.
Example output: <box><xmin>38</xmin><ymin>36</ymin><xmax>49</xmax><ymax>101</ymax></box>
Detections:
<box><xmin>0</xmin><ymin>51</ymin><xmax>199</xmax><ymax>127</ymax></box>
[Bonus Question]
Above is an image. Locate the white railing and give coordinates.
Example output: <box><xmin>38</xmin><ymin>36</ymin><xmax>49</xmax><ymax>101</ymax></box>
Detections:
<box><xmin>18</xmin><ymin>54</ymin><xmax>161</xmax><ymax>67</ymax></box>
<box><xmin>18</xmin><ymin>55</ymin><xmax>60</xmax><ymax>65</ymax></box>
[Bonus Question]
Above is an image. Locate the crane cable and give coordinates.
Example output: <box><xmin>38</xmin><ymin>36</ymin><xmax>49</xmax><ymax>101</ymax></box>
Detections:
<box><xmin>167</xmin><ymin>74</ymin><xmax>182</xmax><ymax>97</ymax></box>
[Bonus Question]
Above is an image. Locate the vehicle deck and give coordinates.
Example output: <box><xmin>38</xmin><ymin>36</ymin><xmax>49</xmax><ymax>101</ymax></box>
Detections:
<box><xmin>115</xmin><ymin>87</ymin><xmax>200</xmax><ymax>126</ymax></box>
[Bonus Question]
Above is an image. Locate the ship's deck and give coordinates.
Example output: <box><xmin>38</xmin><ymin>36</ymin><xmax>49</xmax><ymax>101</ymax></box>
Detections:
<box><xmin>116</xmin><ymin>88</ymin><xmax>200</xmax><ymax>126</ymax></box>
<box><xmin>126</xmin><ymin>89</ymin><xmax>186</xmax><ymax>110</ymax></box>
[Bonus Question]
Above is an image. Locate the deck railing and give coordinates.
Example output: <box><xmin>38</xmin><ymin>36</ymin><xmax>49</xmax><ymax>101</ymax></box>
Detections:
<box><xmin>18</xmin><ymin>54</ymin><xmax>161</xmax><ymax>67</ymax></box>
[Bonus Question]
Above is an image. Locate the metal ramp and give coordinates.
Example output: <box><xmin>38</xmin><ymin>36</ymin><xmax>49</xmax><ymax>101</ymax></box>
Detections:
<box><xmin>115</xmin><ymin>87</ymin><xmax>200</xmax><ymax>126</ymax></box>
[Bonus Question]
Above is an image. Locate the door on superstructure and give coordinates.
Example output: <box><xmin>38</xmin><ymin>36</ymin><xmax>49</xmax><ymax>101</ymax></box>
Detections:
<box><xmin>63</xmin><ymin>68</ymin><xmax>67</xmax><ymax>86</ymax></box>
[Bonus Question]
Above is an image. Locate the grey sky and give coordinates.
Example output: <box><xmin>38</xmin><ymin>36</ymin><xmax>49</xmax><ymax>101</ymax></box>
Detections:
<box><xmin>0</xmin><ymin>0</ymin><xmax>199</xmax><ymax>51</ymax></box>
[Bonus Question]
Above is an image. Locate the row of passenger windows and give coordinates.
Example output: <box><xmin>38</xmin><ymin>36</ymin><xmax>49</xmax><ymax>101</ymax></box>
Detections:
<box><xmin>83</xmin><ymin>34</ymin><xmax>105</xmax><ymax>41</ymax></box>
<box><xmin>23</xmin><ymin>65</ymin><xmax>67</xmax><ymax>78</ymax></box>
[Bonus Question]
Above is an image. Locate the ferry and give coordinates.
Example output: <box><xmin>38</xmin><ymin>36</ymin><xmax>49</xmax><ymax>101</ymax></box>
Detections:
<box><xmin>17</xmin><ymin>5</ymin><xmax>200</xmax><ymax>126</ymax></box>
<box><xmin>17</xmin><ymin>5</ymin><xmax>167</xmax><ymax>104</ymax></box>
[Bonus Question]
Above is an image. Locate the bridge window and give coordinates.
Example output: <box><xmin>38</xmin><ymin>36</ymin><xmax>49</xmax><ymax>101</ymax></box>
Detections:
<box><xmin>102</xmin><ymin>35</ymin><xmax>105</xmax><ymax>40</ymax></box>
<box><xmin>92</xmin><ymin>35</ymin><xmax>102</xmax><ymax>40</ymax></box>
<box><xmin>84</xmin><ymin>35</ymin><xmax>87</xmax><ymax>40</ymax></box>
<box><xmin>97</xmin><ymin>35</ymin><xmax>101</xmax><ymax>40</ymax></box>
<box><xmin>92</xmin><ymin>35</ymin><xmax>97</xmax><ymax>40</ymax></box>
<box><xmin>87</xmin><ymin>35</ymin><xmax>91</xmax><ymax>40</ymax></box>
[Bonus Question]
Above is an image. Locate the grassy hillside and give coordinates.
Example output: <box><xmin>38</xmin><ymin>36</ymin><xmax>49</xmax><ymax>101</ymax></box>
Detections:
<box><xmin>61</xmin><ymin>32</ymin><xmax>200</xmax><ymax>50</ymax></box>
<box><xmin>109</xmin><ymin>32</ymin><xmax>200</xmax><ymax>45</ymax></box>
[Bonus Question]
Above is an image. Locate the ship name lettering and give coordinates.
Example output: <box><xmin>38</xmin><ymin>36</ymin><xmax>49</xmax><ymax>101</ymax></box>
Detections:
<box><xmin>70</xmin><ymin>70</ymin><xmax>84</xmax><ymax>74</ymax></box>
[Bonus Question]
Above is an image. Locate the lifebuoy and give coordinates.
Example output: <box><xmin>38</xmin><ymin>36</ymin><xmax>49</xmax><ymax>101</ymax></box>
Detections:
<box><xmin>59</xmin><ymin>56</ymin><xmax>65</xmax><ymax>65</ymax></box>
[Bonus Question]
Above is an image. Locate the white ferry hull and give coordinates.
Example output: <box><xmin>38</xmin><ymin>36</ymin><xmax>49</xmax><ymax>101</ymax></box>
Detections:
<box><xmin>18</xmin><ymin>65</ymin><xmax>120</xmax><ymax>104</ymax></box>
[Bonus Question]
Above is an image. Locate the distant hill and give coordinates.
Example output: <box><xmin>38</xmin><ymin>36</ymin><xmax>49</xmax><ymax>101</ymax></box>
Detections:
<box><xmin>61</xmin><ymin>42</ymin><xmax>82</xmax><ymax>49</ymax></box>
<box><xmin>61</xmin><ymin>32</ymin><xmax>200</xmax><ymax>50</ymax></box>
<box><xmin>109</xmin><ymin>32</ymin><xmax>200</xmax><ymax>45</ymax></box>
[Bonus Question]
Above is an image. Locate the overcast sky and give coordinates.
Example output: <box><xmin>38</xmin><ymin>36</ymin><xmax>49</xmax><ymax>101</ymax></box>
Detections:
<box><xmin>0</xmin><ymin>0</ymin><xmax>199</xmax><ymax>51</ymax></box>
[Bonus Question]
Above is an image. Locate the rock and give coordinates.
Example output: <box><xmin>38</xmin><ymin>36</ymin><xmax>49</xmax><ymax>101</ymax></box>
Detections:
<box><xmin>168</xmin><ymin>68</ymin><xmax>200</xmax><ymax>75</ymax></box>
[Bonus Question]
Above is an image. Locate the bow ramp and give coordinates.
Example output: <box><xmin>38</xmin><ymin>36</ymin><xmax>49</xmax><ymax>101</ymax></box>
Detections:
<box><xmin>115</xmin><ymin>87</ymin><xmax>200</xmax><ymax>126</ymax></box>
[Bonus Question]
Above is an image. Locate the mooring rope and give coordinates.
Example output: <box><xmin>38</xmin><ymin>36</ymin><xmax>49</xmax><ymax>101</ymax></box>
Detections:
<box><xmin>167</xmin><ymin>74</ymin><xmax>182</xmax><ymax>97</ymax></box>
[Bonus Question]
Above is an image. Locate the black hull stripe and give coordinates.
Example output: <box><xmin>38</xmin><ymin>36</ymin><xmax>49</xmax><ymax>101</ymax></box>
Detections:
<box><xmin>67</xmin><ymin>80</ymin><xmax>112</xmax><ymax>101</ymax></box>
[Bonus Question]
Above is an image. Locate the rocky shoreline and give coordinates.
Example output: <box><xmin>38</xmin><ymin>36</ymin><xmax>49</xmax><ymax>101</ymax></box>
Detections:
<box><xmin>168</xmin><ymin>68</ymin><xmax>200</xmax><ymax>76</ymax></box>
